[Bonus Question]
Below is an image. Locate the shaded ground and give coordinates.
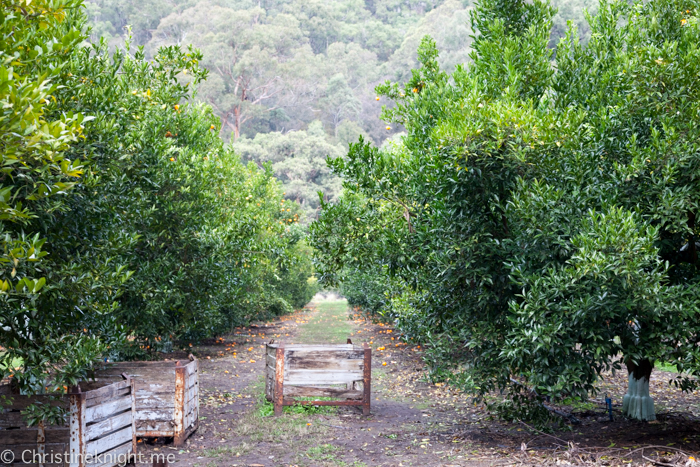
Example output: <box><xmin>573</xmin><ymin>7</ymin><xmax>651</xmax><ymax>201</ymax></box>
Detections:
<box><xmin>135</xmin><ymin>296</ymin><xmax>700</xmax><ymax>467</ymax></box>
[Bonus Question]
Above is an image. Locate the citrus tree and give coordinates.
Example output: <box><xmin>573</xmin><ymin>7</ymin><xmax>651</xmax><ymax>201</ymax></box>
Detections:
<box><xmin>312</xmin><ymin>0</ymin><xmax>700</xmax><ymax>422</ymax></box>
<box><xmin>0</xmin><ymin>0</ymin><xmax>120</xmax><ymax>395</ymax></box>
<box><xmin>56</xmin><ymin>29</ymin><xmax>315</xmax><ymax>353</ymax></box>
<box><xmin>1</xmin><ymin>0</ymin><xmax>316</xmax><ymax>401</ymax></box>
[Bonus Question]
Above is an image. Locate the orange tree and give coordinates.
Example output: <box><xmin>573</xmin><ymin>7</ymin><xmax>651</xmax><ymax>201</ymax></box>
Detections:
<box><xmin>50</xmin><ymin>27</ymin><xmax>314</xmax><ymax>352</ymax></box>
<box><xmin>311</xmin><ymin>0</ymin><xmax>700</xmax><ymax>422</ymax></box>
<box><xmin>0</xmin><ymin>0</ymin><xmax>113</xmax><ymax>396</ymax></box>
<box><xmin>0</xmin><ymin>0</ymin><xmax>314</xmax><ymax>404</ymax></box>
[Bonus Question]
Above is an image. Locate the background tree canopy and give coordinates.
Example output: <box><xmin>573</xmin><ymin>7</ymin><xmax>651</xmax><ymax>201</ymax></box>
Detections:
<box><xmin>85</xmin><ymin>0</ymin><xmax>600</xmax><ymax>221</ymax></box>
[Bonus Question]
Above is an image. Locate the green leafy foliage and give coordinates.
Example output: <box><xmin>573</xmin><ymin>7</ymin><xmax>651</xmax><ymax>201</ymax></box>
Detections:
<box><xmin>84</xmin><ymin>0</ymin><xmax>610</xmax><ymax>222</ymax></box>
<box><xmin>85</xmin><ymin>0</ymin><xmax>601</xmax><ymax>140</ymax></box>
<box><xmin>232</xmin><ymin>122</ymin><xmax>346</xmax><ymax>222</ymax></box>
<box><xmin>0</xmin><ymin>0</ymin><xmax>315</xmax><ymax>402</ymax></box>
<box><xmin>0</xmin><ymin>0</ymin><xmax>119</xmax><ymax>395</ymax></box>
<box><xmin>311</xmin><ymin>0</ymin><xmax>700</xmax><ymax>422</ymax></box>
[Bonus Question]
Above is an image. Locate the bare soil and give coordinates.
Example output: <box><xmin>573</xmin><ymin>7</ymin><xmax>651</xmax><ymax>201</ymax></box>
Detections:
<box><xmin>135</xmin><ymin>297</ymin><xmax>700</xmax><ymax>467</ymax></box>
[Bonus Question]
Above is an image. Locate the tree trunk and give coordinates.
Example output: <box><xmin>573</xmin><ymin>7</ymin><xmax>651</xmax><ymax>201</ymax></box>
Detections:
<box><xmin>688</xmin><ymin>211</ymin><xmax>697</xmax><ymax>265</ymax></box>
<box><xmin>622</xmin><ymin>358</ymin><xmax>655</xmax><ymax>421</ymax></box>
<box><xmin>233</xmin><ymin>106</ymin><xmax>241</xmax><ymax>141</ymax></box>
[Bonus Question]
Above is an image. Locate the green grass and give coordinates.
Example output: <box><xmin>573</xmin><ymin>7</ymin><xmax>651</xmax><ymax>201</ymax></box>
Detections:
<box><xmin>305</xmin><ymin>443</ymin><xmax>342</xmax><ymax>460</ymax></box>
<box><xmin>655</xmin><ymin>361</ymin><xmax>679</xmax><ymax>373</ymax></box>
<box><xmin>295</xmin><ymin>298</ymin><xmax>354</xmax><ymax>344</ymax></box>
<box><xmin>251</xmin><ymin>375</ymin><xmax>336</xmax><ymax>416</ymax></box>
<box><xmin>203</xmin><ymin>444</ymin><xmax>251</xmax><ymax>458</ymax></box>
<box><xmin>299</xmin><ymin>444</ymin><xmax>364</xmax><ymax>466</ymax></box>
<box><xmin>257</xmin><ymin>398</ymin><xmax>337</xmax><ymax>416</ymax></box>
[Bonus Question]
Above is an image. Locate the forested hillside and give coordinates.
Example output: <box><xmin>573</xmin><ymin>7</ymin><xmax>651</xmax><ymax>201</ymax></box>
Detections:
<box><xmin>85</xmin><ymin>0</ymin><xmax>598</xmax><ymax>219</ymax></box>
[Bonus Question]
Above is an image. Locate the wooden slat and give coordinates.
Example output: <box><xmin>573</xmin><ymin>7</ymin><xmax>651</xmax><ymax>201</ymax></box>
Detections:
<box><xmin>85</xmin><ymin>425</ymin><xmax>132</xmax><ymax>456</ymax></box>
<box><xmin>287</xmin><ymin>345</ymin><xmax>356</xmax><ymax>351</ymax></box>
<box><xmin>134</xmin><ymin>382</ymin><xmax>176</xmax><ymax>396</ymax></box>
<box><xmin>266</xmin><ymin>354</ymin><xmax>276</xmax><ymax>368</ymax></box>
<box><xmin>283</xmin><ymin>399</ymin><xmax>363</xmax><ymax>407</ymax></box>
<box><xmin>286</xmin><ymin>349</ymin><xmax>364</xmax><ymax>360</ymax></box>
<box><xmin>0</xmin><ymin>410</ymin><xmax>27</xmax><ymax>428</ymax></box>
<box><xmin>285</xmin><ymin>369</ymin><xmax>363</xmax><ymax>385</ymax></box>
<box><xmin>2</xmin><ymin>395</ymin><xmax>68</xmax><ymax>411</ymax></box>
<box><xmin>185</xmin><ymin>384</ymin><xmax>196</xmax><ymax>403</ymax></box>
<box><xmin>80</xmin><ymin>380</ymin><xmax>115</xmax><ymax>392</ymax></box>
<box><xmin>265</xmin><ymin>371</ymin><xmax>274</xmax><ymax>400</ymax></box>
<box><xmin>85</xmin><ymin>395</ymin><xmax>131</xmax><ymax>422</ymax></box>
<box><xmin>187</xmin><ymin>406</ymin><xmax>198</xmax><ymax>430</ymax></box>
<box><xmin>134</xmin><ymin>391</ymin><xmax>175</xmax><ymax>408</ymax></box>
<box><xmin>269</xmin><ymin>344</ymin><xmax>356</xmax><ymax>351</ymax></box>
<box><xmin>266</xmin><ymin>364</ymin><xmax>276</xmax><ymax>400</ymax></box>
<box><xmin>285</xmin><ymin>351</ymin><xmax>364</xmax><ymax>372</ymax></box>
<box><xmin>183</xmin><ymin>360</ymin><xmax>197</xmax><ymax>376</ymax></box>
<box><xmin>184</xmin><ymin>391</ymin><xmax>197</xmax><ymax>414</ymax></box>
<box><xmin>99</xmin><ymin>361</ymin><xmax>183</xmax><ymax>368</ymax></box>
<box><xmin>91</xmin><ymin>440</ymin><xmax>133</xmax><ymax>467</ymax></box>
<box><xmin>134</xmin><ymin>408</ymin><xmax>172</xmax><ymax>421</ymax></box>
<box><xmin>2</xmin><ymin>443</ymin><xmax>69</xmax><ymax>463</ymax></box>
<box><xmin>187</xmin><ymin>369</ymin><xmax>198</xmax><ymax>387</ymax></box>
<box><xmin>135</xmin><ymin>419</ymin><xmax>173</xmax><ymax>433</ymax></box>
<box><xmin>85</xmin><ymin>410</ymin><xmax>133</xmax><ymax>441</ymax></box>
<box><xmin>86</xmin><ymin>383</ymin><xmax>131</xmax><ymax>408</ymax></box>
<box><xmin>283</xmin><ymin>385</ymin><xmax>363</xmax><ymax>399</ymax></box>
<box><xmin>99</xmin><ymin>368</ymin><xmax>177</xmax><ymax>378</ymax></box>
<box><xmin>0</xmin><ymin>429</ymin><xmax>36</xmax><ymax>446</ymax></box>
<box><xmin>6</xmin><ymin>463</ymin><xmax>65</xmax><ymax>467</ymax></box>
<box><xmin>183</xmin><ymin>402</ymin><xmax>197</xmax><ymax>430</ymax></box>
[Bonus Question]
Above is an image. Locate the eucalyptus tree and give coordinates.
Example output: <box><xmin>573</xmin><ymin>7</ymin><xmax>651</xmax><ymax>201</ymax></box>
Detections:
<box><xmin>233</xmin><ymin>122</ymin><xmax>345</xmax><ymax>221</ymax></box>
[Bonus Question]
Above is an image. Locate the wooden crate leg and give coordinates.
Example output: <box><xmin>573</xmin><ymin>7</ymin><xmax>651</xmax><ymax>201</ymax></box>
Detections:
<box><xmin>363</xmin><ymin>343</ymin><xmax>372</xmax><ymax>416</ymax></box>
<box><xmin>174</xmin><ymin>366</ymin><xmax>186</xmax><ymax>446</ymax></box>
<box><xmin>69</xmin><ymin>392</ymin><xmax>87</xmax><ymax>467</ymax></box>
<box><xmin>129</xmin><ymin>377</ymin><xmax>137</xmax><ymax>457</ymax></box>
<box><xmin>274</xmin><ymin>345</ymin><xmax>285</xmax><ymax>416</ymax></box>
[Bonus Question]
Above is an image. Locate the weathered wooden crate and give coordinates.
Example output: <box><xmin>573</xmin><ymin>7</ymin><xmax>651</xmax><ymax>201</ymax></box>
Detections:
<box><xmin>265</xmin><ymin>342</ymin><xmax>371</xmax><ymax>416</ymax></box>
<box><xmin>0</xmin><ymin>377</ymin><xmax>136</xmax><ymax>467</ymax></box>
<box><xmin>93</xmin><ymin>357</ymin><xmax>198</xmax><ymax>446</ymax></box>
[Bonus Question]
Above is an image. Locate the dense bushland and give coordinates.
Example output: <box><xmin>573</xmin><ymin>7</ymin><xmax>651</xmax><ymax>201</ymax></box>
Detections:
<box><xmin>311</xmin><ymin>0</ymin><xmax>700</xmax><ymax>422</ymax></box>
<box><xmin>0</xmin><ymin>0</ymin><xmax>315</xmax><ymax>396</ymax></box>
<box><xmin>85</xmin><ymin>0</ymin><xmax>601</xmax><ymax>221</ymax></box>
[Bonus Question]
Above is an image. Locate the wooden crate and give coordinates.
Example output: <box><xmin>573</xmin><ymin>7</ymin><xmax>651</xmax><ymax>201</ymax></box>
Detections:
<box><xmin>93</xmin><ymin>357</ymin><xmax>198</xmax><ymax>446</ymax></box>
<box><xmin>265</xmin><ymin>342</ymin><xmax>371</xmax><ymax>416</ymax></box>
<box><xmin>0</xmin><ymin>377</ymin><xmax>137</xmax><ymax>467</ymax></box>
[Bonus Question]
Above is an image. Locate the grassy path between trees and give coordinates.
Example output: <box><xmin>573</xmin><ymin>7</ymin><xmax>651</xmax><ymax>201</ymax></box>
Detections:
<box><xmin>134</xmin><ymin>296</ymin><xmax>700</xmax><ymax>467</ymax></box>
<box><xmin>294</xmin><ymin>298</ymin><xmax>355</xmax><ymax>344</ymax></box>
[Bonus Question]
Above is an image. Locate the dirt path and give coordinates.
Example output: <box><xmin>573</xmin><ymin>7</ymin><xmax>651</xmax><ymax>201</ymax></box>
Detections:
<box><xmin>136</xmin><ymin>296</ymin><xmax>700</xmax><ymax>467</ymax></box>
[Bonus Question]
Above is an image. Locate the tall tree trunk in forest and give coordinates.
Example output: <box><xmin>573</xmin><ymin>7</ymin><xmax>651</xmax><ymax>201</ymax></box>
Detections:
<box><xmin>622</xmin><ymin>358</ymin><xmax>655</xmax><ymax>421</ymax></box>
<box><xmin>233</xmin><ymin>107</ymin><xmax>241</xmax><ymax>141</ymax></box>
